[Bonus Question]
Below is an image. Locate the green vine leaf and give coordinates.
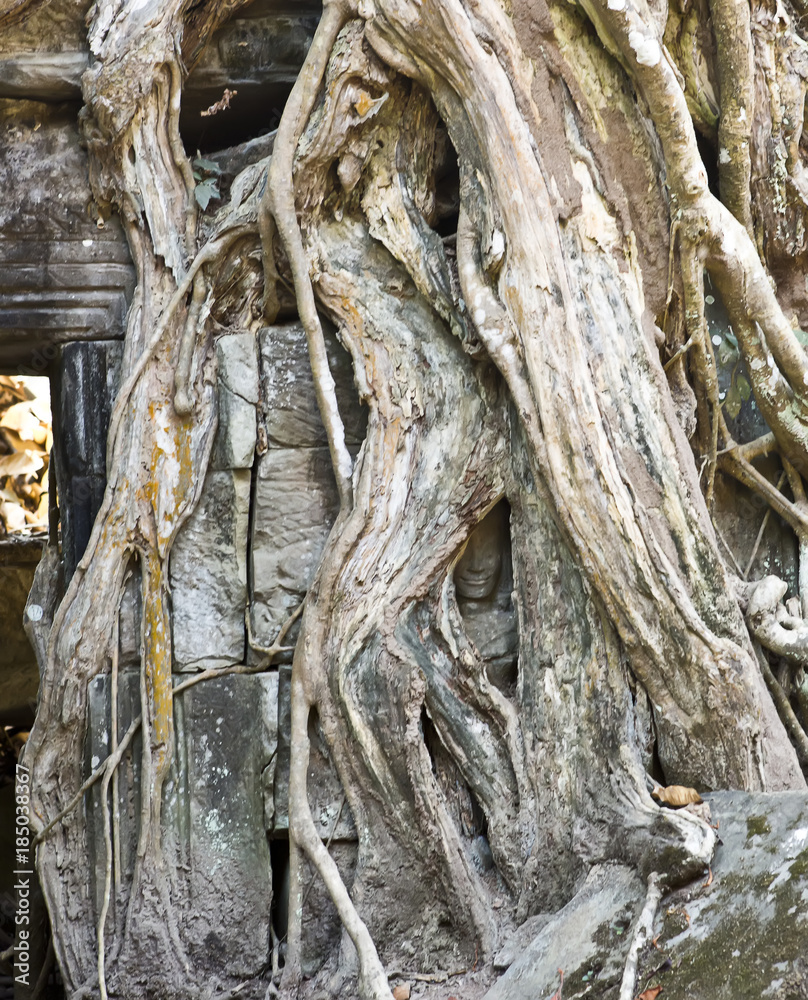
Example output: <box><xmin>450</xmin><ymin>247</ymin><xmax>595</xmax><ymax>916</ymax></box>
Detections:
<box><xmin>194</xmin><ymin>177</ymin><xmax>220</xmax><ymax>210</ymax></box>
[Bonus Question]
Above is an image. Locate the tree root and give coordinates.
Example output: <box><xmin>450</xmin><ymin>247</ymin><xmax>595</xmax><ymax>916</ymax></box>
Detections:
<box><xmin>173</xmin><ymin>272</ymin><xmax>208</xmax><ymax>416</ymax></box>
<box><xmin>707</xmin><ymin>0</ymin><xmax>754</xmax><ymax>237</ymax></box>
<box><xmin>105</xmin><ymin>225</ymin><xmax>251</xmax><ymax>471</ymax></box>
<box><xmin>619</xmin><ymin>871</ymin><xmax>662</xmax><ymax>1000</ymax></box>
<box><xmin>259</xmin><ymin>0</ymin><xmax>356</xmax><ymax>508</ymax></box>
<box><xmin>753</xmin><ymin>645</ymin><xmax>808</xmax><ymax>765</ymax></box>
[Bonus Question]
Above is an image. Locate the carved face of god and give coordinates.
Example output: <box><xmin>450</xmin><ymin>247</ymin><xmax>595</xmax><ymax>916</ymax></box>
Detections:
<box><xmin>455</xmin><ymin>507</ymin><xmax>506</xmax><ymax>601</ymax></box>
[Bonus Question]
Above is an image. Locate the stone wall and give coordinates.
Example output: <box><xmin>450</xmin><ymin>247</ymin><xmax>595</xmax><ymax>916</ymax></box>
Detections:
<box><xmin>81</xmin><ymin>318</ymin><xmax>364</xmax><ymax>988</ymax></box>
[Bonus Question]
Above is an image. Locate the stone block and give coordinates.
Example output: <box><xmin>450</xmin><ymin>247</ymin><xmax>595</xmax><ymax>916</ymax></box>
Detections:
<box><xmin>51</xmin><ymin>339</ymin><xmax>122</xmax><ymax>578</ymax></box>
<box><xmin>483</xmin><ymin>865</ymin><xmax>644</xmax><ymax>1000</ymax></box>
<box><xmin>117</xmin><ymin>563</ymin><xmax>142</xmax><ymax>670</ymax></box>
<box><xmin>650</xmin><ymin>790</ymin><xmax>808</xmax><ymax>1000</ymax></box>
<box><xmin>250</xmin><ymin>447</ymin><xmax>339</xmax><ymax>647</ymax></box>
<box><xmin>258</xmin><ymin>322</ymin><xmax>365</xmax><ymax>449</ymax></box>
<box><xmin>272</xmin><ymin>664</ymin><xmax>356</xmax><ymax>840</ymax></box>
<box><xmin>170</xmin><ymin>469</ymin><xmax>250</xmax><ymax>671</ymax></box>
<box><xmin>86</xmin><ymin>672</ymin><xmax>279</xmax><ymax>990</ymax></box>
<box><xmin>0</xmin><ymin>102</ymin><xmax>134</xmax><ymax>368</ymax></box>
<box><xmin>60</xmin><ymin>474</ymin><xmax>106</xmax><ymax>581</ymax></box>
<box><xmin>59</xmin><ymin>340</ymin><xmax>122</xmax><ymax>478</ymax></box>
<box><xmin>167</xmin><ymin>673</ymin><xmax>278</xmax><ymax>983</ymax></box>
<box><xmin>86</xmin><ymin>671</ymin><xmax>143</xmax><ymax>914</ymax></box>
<box><xmin>211</xmin><ymin>332</ymin><xmax>258</xmax><ymax>471</ymax></box>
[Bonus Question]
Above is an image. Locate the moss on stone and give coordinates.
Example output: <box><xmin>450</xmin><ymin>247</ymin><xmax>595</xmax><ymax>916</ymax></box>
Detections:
<box><xmin>745</xmin><ymin>815</ymin><xmax>771</xmax><ymax>839</ymax></box>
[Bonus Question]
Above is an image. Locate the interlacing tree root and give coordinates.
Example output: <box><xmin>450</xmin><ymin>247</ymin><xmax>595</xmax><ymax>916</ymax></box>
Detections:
<box><xmin>8</xmin><ymin>0</ymin><xmax>808</xmax><ymax>997</ymax></box>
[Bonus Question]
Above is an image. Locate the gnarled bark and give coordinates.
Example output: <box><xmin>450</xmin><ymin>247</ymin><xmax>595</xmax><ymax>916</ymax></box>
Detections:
<box><xmin>7</xmin><ymin>0</ymin><xmax>808</xmax><ymax>997</ymax></box>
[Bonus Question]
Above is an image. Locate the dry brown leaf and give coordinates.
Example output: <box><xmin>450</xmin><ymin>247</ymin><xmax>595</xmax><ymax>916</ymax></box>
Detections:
<box><xmin>651</xmin><ymin>784</ymin><xmax>703</xmax><ymax>808</ymax></box>
<box><xmin>0</xmin><ymin>450</ymin><xmax>44</xmax><ymax>478</ymax></box>
<box><xmin>0</xmin><ymin>375</ymin><xmax>28</xmax><ymax>401</ymax></box>
<box><xmin>0</xmin><ymin>500</ymin><xmax>28</xmax><ymax>532</ymax></box>
<box><xmin>0</xmin><ymin>425</ymin><xmax>48</xmax><ymax>456</ymax></box>
<box><xmin>0</xmin><ymin>401</ymin><xmax>41</xmax><ymax>441</ymax></box>
<box><xmin>636</xmin><ymin>987</ymin><xmax>663</xmax><ymax>1000</ymax></box>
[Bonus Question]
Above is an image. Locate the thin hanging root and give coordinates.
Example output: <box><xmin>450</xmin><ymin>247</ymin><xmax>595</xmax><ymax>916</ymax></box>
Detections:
<box><xmin>286</xmin><ymin>688</ymin><xmax>394</xmax><ymax>1000</ymax></box>
<box><xmin>680</xmin><ymin>240</ymin><xmax>726</xmax><ymax>506</ymax></box>
<box><xmin>174</xmin><ymin>272</ymin><xmax>207</xmax><ymax>416</ymax></box>
<box><xmin>619</xmin><ymin>872</ymin><xmax>663</xmax><ymax>1000</ymax></box>
<box><xmin>743</xmin><ymin>471</ymin><xmax>786</xmax><ymax>579</ymax></box>
<box><xmin>111</xmin><ymin>604</ymin><xmax>122</xmax><ymax>891</ymax></box>
<box><xmin>663</xmin><ymin>336</ymin><xmax>693</xmax><ymax>373</ymax></box>
<box><xmin>97</xmin><ymin>752</ymin><xmax>115</xmax><ymax>1000</ymax></box>
<box><xmin>720</xmin><ymin>450</ymin><xmax>808</xmax><ymax>536</ymax></box>
<box><xmin>246</xmin><ymin>597</ymin><xmax>305</xmax><ymax>657</ymax></box>
<box><xmin>662</xmin><ymin>217</ymin><xmax>681</xmax><ymax>332</ymax></box>
<box><xmin>778</xmin><ymin>456</ymin><xmax>808</xmax><ymax>617</ymax></box>
<box><xmin>97</xmin><ymin>603</ymin><xmax>123</xmax><ymax>1000</ymax></box>
<box><xmin>260</xmin><ymin>0</ymin><xmax>356</xmax><ymax>509</ymax></box>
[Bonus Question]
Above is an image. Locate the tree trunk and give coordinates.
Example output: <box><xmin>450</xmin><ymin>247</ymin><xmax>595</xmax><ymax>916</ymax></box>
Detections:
<box><xmin>8</xmin><ymin>0</ymin><xmax>808</xmax><ymax>996</ymax></box>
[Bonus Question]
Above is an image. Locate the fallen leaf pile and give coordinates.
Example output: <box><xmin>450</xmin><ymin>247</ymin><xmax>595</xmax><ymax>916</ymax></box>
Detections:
<box><xmin>0</xmin><ymin>375</ymin><xmax>51</xmax><ymax>536</ymax></box>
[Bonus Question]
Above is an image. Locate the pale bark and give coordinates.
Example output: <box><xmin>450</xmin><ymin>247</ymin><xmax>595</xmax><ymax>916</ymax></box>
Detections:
<box><xmin>5</xmin><ymin>0</ymin><xmax>808</xmax><ymax>996</ymax></box>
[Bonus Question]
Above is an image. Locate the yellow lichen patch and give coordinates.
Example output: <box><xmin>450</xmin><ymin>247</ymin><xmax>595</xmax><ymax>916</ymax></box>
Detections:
<box><xmin>145</xmin><ymin>397</ymin><xmax>197</xmax><ymax>554</ymax></box>
<box><xmin>142</xmin><ymin>548</ymin><xmax>173</xmax><ymax>767</ymax></box>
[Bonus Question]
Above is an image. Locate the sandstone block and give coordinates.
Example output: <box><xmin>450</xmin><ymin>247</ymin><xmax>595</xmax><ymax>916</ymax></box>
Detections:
<box><xmin>258</xmin><ymin>322</ymin><xmax>365</xmax><ymax>448</ymax></box>
<box><xmin>211</xmin><ymin>332</ymin><xmax>258</xmax><ymax>471</ymax></box>
<box><xmin>250</xmin><ymin>447</ymin><xmax>339</xmax><ymax>647</ymax></box>
<box><xmin>170</xmin><ymin>469</ymin><xmax>250</xmax><ymax>671</ymax></box>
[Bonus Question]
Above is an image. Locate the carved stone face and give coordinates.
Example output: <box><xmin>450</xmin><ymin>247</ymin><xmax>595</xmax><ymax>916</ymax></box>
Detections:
<box><xmin>455</xmin><ymin>506</ymin><xmax>507</xmax><ymax>600</ymax></box>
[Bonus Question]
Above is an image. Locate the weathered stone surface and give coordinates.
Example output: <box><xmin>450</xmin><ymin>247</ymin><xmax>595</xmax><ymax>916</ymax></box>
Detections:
<box><xmin>483</xmin><ymin>865</ymin><xmax>645</xmax><ymax>1000</ymax></box>
<box><xmin>0</xmin><ymin>102</ymin><xmax>134</xmax><ymax>367</ymax></box>
<box><xmin>58</xmin><ymin>340</ymin><xmax>122</xmax><ymax>478</ymax></box>
<box><xmin>272</xmin><ymin>665</ymin><xmax>356</xmax><ymax>840</ymax></box>
<box><xmin>86</xmin><ymin>673</ymin><xmax>278</xmax><ymax>992</ymax></box>
<box><xmin>259</xmin><ymin>322</ymin><xmax>365</xmax><ymax>448</ymax></box>
<box><xmin>86</xmin><ymin>671</ymin><xmax>142</xmax><ymax>913</ymax></box>
<box><xmin>170</xmin><ymin>469</ymin><xmax>250</xmax><ymax>671</ymax></box>
<box><xmin>166</xmin><ymin>673</ymin><xmax>278</xmax><ymax>987</ymax></box>
<box><xmin>0</xmin><ymin>0</ymin><xmax>90</xmax><ymax>100</ymax></box>
<box><xmin>55</xmin><ymin>337</ymin><xmax>123</xmax><ymax>577</ymax></box>
<box><xmin>192</xmin><ymin>15</ymin><xmax>318</xmax><ymax>92</ymax></box>
<box><xmin>492</xmin><ymin>913</ymin><xmax>554</xmax><ymax>971</ymax></box>
<box><xmin>250</xmin><ymin>447</ymin><xmax>340</xmax><ymax>647</ymax></box>
<box><xmin>484</xmin><ymin>792</ymin><xmax>808</xmax><ymax>1000</ymax></box>
<box><xmin>647</xmin><ymin>791</ymin><xmax>808</xmax><ymax>1000</ymax></box>
<box><xmin>211</xmin><ymin>332</ymin><xmax>258</xmax><ymax>471</ymax></box>
<box><xmin>117</xmin><ymin>563</ymin><xmax>142</xmax><ymax>669</ymax></box>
